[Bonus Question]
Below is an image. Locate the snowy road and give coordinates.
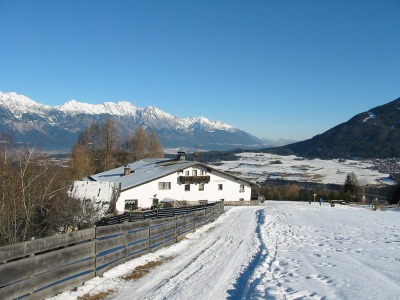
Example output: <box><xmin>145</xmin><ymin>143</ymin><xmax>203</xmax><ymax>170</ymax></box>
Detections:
<box><xmin>113</xmin><ymin>206</ymin><xmax>261</xmax><ymax>300</ymax></box>
<box><xmin>52</xmin><ymin>202</ymin><xmax>400</xmax><ymax>300</ymax></box>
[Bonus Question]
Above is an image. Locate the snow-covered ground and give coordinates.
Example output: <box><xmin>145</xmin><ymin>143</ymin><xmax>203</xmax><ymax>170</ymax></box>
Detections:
<box><xmin>50</xmin><ymin>202</ymin><xmax>400</xmax><ymax>300</ymax></box>
<box><xmin>213</xmin><ymin>152</ymin><xmax>397</xmax><ymax>186</ymax></box>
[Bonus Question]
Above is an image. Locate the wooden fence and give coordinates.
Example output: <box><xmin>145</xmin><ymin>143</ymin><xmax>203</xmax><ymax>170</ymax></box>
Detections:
<box><xmin>97</xmin><ymin>201</ymin><xmax>221</xmax><ymax>226</ymax></box>
<box><xmin>0</xmin><ymin>201</ymin><xmax>224</xmax><ymax>300</ymax></box>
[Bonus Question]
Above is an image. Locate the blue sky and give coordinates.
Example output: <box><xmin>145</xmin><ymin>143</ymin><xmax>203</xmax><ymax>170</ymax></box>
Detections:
<box><xmin>0</xmin><ymin>1</ymin><xmax>399</xmax><ymax>141</ymax></box>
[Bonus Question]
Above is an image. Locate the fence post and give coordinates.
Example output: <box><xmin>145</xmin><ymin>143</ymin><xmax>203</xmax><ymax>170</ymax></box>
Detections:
<box><xmin>147</xmin><ymin>219</ymin><xmax>151</xmax><ymax>253</ymax></box>
<box><xmin>175</xmin><ymin>216</ymin><xmax>178</xmax><ymax>243</ymax></box>
<box><xmin>94</xmin><ymin>226</ymin><xmax>98</xmax><ymax>277</ymax></box>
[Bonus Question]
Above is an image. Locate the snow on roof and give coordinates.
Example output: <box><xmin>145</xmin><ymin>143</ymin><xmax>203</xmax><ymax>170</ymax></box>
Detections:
<box><xmin>85</xmin><ymin>158</ymin><xmax>189</xmax><ymax>191</ymax></box>
<box><xmin>84</xmin><ymin>158</ymin><xmax>255</xmax><ymax>191</ymax></box>
<box><xmin>68</xmin><ymin>181</ymin><xmax>121</xmax><ymax>216</ymax></box>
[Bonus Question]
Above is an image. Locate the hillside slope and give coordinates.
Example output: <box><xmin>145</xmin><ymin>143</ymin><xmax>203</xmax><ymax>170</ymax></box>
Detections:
<box><xmin>270</xmin><ymin>97</ymin><xmax>400</xmax><ymax>158</ymax></box>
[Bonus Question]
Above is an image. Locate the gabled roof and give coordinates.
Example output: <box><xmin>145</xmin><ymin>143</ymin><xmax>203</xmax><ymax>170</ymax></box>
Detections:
<box><xmin>83</xmin><ymin>158</ymin><xmax>256</xmax><ymax>191</ymax></box>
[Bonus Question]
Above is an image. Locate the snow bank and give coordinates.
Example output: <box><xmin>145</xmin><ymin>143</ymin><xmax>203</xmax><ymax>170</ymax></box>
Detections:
<box><xmin>48</xmin><ymin>202</ymin><xmax>400</xmax><ymax>300</ymax></box>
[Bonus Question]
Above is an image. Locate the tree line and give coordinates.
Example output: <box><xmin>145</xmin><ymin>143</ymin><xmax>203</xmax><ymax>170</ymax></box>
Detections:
<box><xmin>255</xmin><ymin>171</ymin><xmax>400</xmax><ymax>204</ymax></box>
<box><xmin>70</xmin><ymin>119</ymin><xmax>163</xmax><ymax>179</ymax></box>
<box><xmin>0</xmin><ymin>120</ymin><xmax>164</xmax><ymax>246</ymax></box>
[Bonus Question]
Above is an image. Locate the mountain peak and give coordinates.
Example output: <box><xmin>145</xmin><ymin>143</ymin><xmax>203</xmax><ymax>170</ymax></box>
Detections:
<box><xmin>0</xmin><ymin>91</ymin><xmax>53</xmax><ymax>117</ymax></box>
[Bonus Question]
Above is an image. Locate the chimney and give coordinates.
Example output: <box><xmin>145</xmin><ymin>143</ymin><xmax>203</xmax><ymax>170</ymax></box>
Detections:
<box><xmin>124</xmin><ymin>167</ymin><xmax>131</xmax><ymax>176</ymax></box>
<box><xmin>177</xmin><ymin>151</ymin><xmax>186</xmax><ymax>160</ymax></box>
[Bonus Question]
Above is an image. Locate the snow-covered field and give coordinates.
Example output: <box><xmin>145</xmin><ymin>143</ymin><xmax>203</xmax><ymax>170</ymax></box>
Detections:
<box><xmin>50</xmin><ymin>202</ymin><xmax>400</xmax><ymax>300</ymax></box>
<box><xmin>213</xmin><ymin>152</ymin><xmax>397</xmax><ymax>186</ymax></box>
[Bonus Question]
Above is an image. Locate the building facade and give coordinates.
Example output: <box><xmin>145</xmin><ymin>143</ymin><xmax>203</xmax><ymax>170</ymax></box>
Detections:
<box><xmin>82</xmin><ymin>153</ymin><xmax>255</xmax><ymax>213</ymax></box>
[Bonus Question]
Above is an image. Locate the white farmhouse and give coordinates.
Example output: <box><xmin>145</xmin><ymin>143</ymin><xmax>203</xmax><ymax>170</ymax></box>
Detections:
<box><xmin>82</xmin><ymin>152</ymin><xmax>255</xmax><ymax>213</ymax></box>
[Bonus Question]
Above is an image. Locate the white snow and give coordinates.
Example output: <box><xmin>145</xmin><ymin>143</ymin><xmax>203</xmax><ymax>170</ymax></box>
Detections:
<box><xmin>213</xmin><ymin>152</ymin><xmax>396</xmax><ymax>186</ymax></box>
<box><xmin>0</xmin><ymin>91</ymin><xmax>54</xmax><ymax>118</ymax></box>
<box><xmin>58</xmin><ymin>100</ymin><xmax>139</xmax><ymax>116</ymax></box>
<box><xmin>363</xmin><ymin>112</ymin><xmax>376</xmax><ymax>123</ymax></box>
<box><xmin>68</xmin><ymin>181</ymin><xmax>120</xmax><ymax>217</ymax></box>
<box><xmin>184</xmin><ymin>116</ymin><xmax>236</xmax><ymax>132</ymax></box>
<box><xmin>49</xmin><ymin>202</ymin><xmax>400</xmax><ymax>300</ymax></box>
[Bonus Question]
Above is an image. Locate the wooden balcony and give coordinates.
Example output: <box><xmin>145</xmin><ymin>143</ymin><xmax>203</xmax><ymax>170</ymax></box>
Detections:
<box><xmin>179</xmin><ymin>175</ymin><xmax>210</xmax><ymax>184</ymax></box>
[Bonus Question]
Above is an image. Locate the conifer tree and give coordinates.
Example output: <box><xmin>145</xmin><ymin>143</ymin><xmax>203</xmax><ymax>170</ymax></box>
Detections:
<box><xmin>342</xmin><ymin>172</ymin><xmax>361</xmax><ymax>202</ymax></box>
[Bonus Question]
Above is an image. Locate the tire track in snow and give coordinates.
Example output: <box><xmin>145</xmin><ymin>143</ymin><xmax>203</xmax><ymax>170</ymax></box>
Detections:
<box><xmin>226</xmin><ymin>208</ymin><xmax>288</xmax><ymax>300</ymax></box>
<box><xmin>111</xmin><ymin>206</ymin><xmax>261</xmax><ymax>300</ymax></box>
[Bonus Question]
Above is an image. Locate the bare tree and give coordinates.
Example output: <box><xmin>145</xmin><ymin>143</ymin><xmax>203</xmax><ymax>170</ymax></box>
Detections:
<box><xmin>0</xmin><ymin>147</ymin><xmax>66</xmax><ymax>246</ymax></box>
<box><xmin>99</xmin><ymin>119</ymin><xmax>121</xmax><ymax>171</ymax></box>
<box><xmin>68</xmin><ymin>144</ymin><xmax>96</xmax><ymax>180</ymax></box>
<box><xmin>131</xmin><ymin>126</ymin><xmax>148</xmax><ymax>161</ymax></box>
<box><xmin>147</xmin><ymin>129</ymin><xmax>164</xmax><ymax>158</ymax></box>
<box><xmin>0</xmin><ymin>146</ymin><xmax>20</xmax><ymax>245</ymax></box>
<box><xmin>77</xmin><ymin>122</ymin><xmax>100</xmax><ymax>147</ymax></box>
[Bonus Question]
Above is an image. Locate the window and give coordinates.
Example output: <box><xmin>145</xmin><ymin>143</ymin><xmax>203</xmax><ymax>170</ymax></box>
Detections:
<box><xmin>200</xmin><ymin>170</ymin><xmax>205</xmax><ymax>175</ymax></box>
<box><xmin>185</xmin><ymin>184</ymin><xmax>190</xmax><ymax>191</ymax></box>
<box><xmin>125</xmin><ymin>199</ymin><xmax>138</xmax><ymax>211</ymax></box>
<box><xmin>240</xmin><ymin>198</ymin><xmax>244</xmax><ymax>201</ymax></box>
<box><xmin>158</xmin><ymin>182</ymin><xmax>171</xmax><ymax>190</ymax></box>
<box><xmin>218</xmin><ymin>184</ymin><xmax>223</xmax><ymax>191</ymax></box>
<box><xmin>199</xmin><ymin>183</ymin><xmax>204</xmax><ymax>191</ymax></box>
<box><xmin>192</xmin><ymin>170</ymin><xmax>198</xmax><ymax>176</ymax></box>
<box><xmin>185</xmin><ymin>170</ymin><xmax>190</xmax><ymax>176</ymax></box>
<box><xmin>152</xmin><ymin>198</ymin><xmax>159</xmax><ymax>206</ymax></box>
<box><xmin>240</xmin><ymin>185</ymin><xmax>244</xmax><ymax>192</ymax></box>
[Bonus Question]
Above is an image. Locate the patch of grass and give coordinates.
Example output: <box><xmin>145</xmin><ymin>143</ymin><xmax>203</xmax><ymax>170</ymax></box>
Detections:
<box><xmin>77</xmin><ymin>290</ymin><xmax>114</xmax><ymax>300</ymax></box>
<box><xmin>122</xmin><ymin>261</ymin><xmax>163</xmax><ymax>281</ymax></box>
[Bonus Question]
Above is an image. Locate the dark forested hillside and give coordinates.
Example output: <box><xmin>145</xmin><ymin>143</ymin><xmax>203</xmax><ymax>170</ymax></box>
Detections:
<box><xmin>267</xmin><ymin>97</ymin><xmax>400</xmax><ymax>158</ymax></box>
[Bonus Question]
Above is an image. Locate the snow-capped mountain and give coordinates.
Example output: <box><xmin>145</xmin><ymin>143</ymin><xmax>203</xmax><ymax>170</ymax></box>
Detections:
<box><xmin>0</xmin><ymin>91</ymin><xmax>264</xmax><ymax>152</ymax></box>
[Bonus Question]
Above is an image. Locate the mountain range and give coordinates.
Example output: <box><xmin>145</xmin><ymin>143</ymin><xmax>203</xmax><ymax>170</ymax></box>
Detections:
<box><xmin>3</xmin><ymin>91</ymin><xmax>398</xmax><ymax>158</ymax></box>
<box><xmin>0</xmin><ymin>92</ymin><xmax>265</xmax><ymax>152</ymax></box>
<box><xmin>268</xmin><ymin>97</ymin><xmax>400</xmax><ymax>159</ymax></box>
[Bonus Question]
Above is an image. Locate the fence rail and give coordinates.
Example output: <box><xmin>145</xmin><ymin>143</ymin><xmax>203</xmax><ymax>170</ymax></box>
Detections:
<box><xmin>0</xmin><ymin>201</ymin><xmax>224</xmax><ymax>300</ymax></box>
<box><xmin>97</xmin><ymin>201</ymin><xmax>221</xmax><ymax>226</ymax></box>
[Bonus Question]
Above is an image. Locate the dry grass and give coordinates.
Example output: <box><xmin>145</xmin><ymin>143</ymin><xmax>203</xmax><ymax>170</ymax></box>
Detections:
<box><xmin>122</xmin><ymin>260</ymin><xmax>164</xmax><ymax>281</ymax></box>
<box><xmin>122</xmin><ymin>256</ymin><xmax>174</xmax><ymax>281</ymax></box>
<box><xmin>77</xmin><ymin>290</ymin><xmax>114</xmax><ymax>300</ymax></box>
<box><xmin>77</xmin><ymin>258</ymin><xmax>173</xmax><ymax>299</ymax></box>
